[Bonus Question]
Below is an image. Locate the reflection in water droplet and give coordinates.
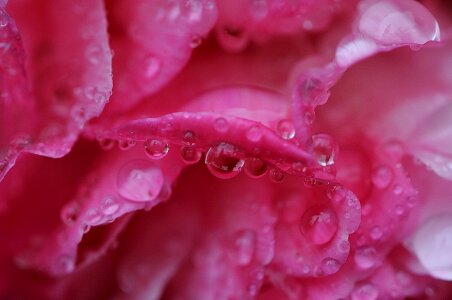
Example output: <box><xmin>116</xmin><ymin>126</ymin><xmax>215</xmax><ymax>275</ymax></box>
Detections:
<box><xmin>144</xmin><ymin>139</ymin><xmax>170</xmax><ymax>159</ymax></box>
<box><xmin>181</xmin><ymin>146</ymin><xmax>202</xmax><ymax>164</ymax></box>
<box><xmin>246</xmin><ymin>125</ymin><xmax>263</xmax><ymax>142</ymax></box>
<box><xmin>244</xmin><ymin>157</ymin><xmax>268</xmax><ymax>178</ymax></box>
<box><xmin>354</xmin><ymin>246</ymin><xmax>377</xmax><ymax>269</ymax></box>
<box><xmin>117</xmin><ymin>160</ymin><xmax>164</xmax><ymax>202</ymax></box>
<box><xmin>371</xmin><ymin>165</ymin><xmax>392</xmax><ymax>188</ymax></box>
<box><xmin>214</xmin><ymin>117</ymin><xmax>229</xmax><ymax>133</ymax></box>
<box><xmin>299</xmin><ymin>78</ymin><xmax>328</xmax><ymax>106</ymax></box>
<box><xmin>276</xmin><ymin>119</ymin><xmax>295</xmax><ymax>140</ymax></box>
<box><xmin>269</xmin><ymin>168</ymin><xmax>284</xmax><ymax>182</ymax></box>
<box><xmin>300</xmin><ymin>205</ymin><xmax>338</xmax><ymax>245</ymax></box>
<box><xmin>205</xmin><ymin>143</ymin><xmax>244</xmax><ymax>179</ymax></box>
<box><xmin>307</xmin><ymin>134</ymin><xmax>337</xmax><ymax>166</ymax></box>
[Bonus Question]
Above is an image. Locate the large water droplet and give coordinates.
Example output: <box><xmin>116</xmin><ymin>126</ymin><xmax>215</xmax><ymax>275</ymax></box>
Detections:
<box><xmin>244</xmin><ymin>157</ymin><xmax>268</xmax><ymax>178</ymax></box>
<box><xmin>371</xmin><ymin>165</ymin><xmax>392</xmax><ymax>188</ymax></box>
<box><xmin>205</xmin><ymin>143</ymin><xmax>245</xmax><ymax>179</ymax></box>
<box><xmin>276</xmin><ymin>119</ymin><xmax>295</xmax><ymax>140</ymax></box>
<box><xmin>246</xmin><ymin>125</ymin><xmax>263</xmax><ymax>142</ymax></box>
<box><xmin>181</xmin><ymin>146</ymin><xmax>202</xmax><ymax>164</ymax></box>
<box><xmin>354</xmin><ymin>246</ymin><xmax>377</xmax><ymax>269</ymax></box>
<box><xmin>351</xmin><ymin>283</ymin><xmax>379</xmax><ymax>300</ymax></box>
<box><xmin>320</xmin><ymin>257</ymin><xmax>341</xmax><ymax>275</ymax></box>
<box><xmin>307</xmin><ymin>134</ymin><xmax>337</xmax><ymax>167</ymax></box>
<box><xmin>213</xmin><ymin>117</ymin><xmax>229</xmax><ymax>133</ymax></box>
<box><xmin>144</xmin><ymin>139</ymin><xmax>169</xmax><ymax>159</ymax></box>
<box><xmin>229</xmin><ymin>229</ymin><xmax>256</xmax><ymax>266</ymax></box>
<box><xmin>117</xmin><ymin>160</ymin><xmax>164</xmax><ymax>202</ymax></box>
<box><xmin>300</xmin><ymin>205</ymin><xmax>338</xmax><ymax>245</ymax></box>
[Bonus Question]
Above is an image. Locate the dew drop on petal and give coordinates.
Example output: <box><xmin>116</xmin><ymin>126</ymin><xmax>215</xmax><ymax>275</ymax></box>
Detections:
<box><xmin>320</xmin><ymin>257</ymin><xmax>341</xmax><ymax>275</ymax></box>
<box><xmin>213</xmin><ymin>117</ymin><xmax>229</xmax><ymax>133</ymax></box>
<box><xmin>354</xmin><ymin>246</ymin><xmax>377</xmax><ymax>269</ymax></box>
<box><xmin>351</xmin><ymin>283</ymin><xmax>379</xmax><ymax>300</ymax></box>
<box><xmin>61</xmin><ymin>202</ymin><xmax>80</xmax><ymax>225</ymax></box>
<box><xmin>307</xmin><ymin>134</ymin><xmax>337</xmax><ymax>167</ymax></box>
<box><xmin>229</xmin><ymin>229</ymin><xmax>256</xmax><ymax>266</ymax></box>
<box><xmin>181</xmin><ymin>146</ymin><xmax>202</xmax><ymax>164</ymax></box>
<box><xmin>98</xmin><ymin>138</ymin><xmax>115</xmax><ymax>150</ymax></box>
<box><xmin>101</xmin><ymin>196</ymin><xmax>120</xmax><ymax>215</ymax></box>
<box><xmin>85</xmin><ymin>209</ymin><xmax>102</xmax><ymax>224</ymax></box>
<box><xmin>183</xmin><ymin>130</ymin><xmax>196</xmax><ymax>145</ymax></box>
<box><xmin>269</xmin><ymin>168</ymin><xmax>284</xmax><ymax>182</ymax></box>
<box><xmin>371</xmin><ymin>165</ymin><xmax>392</xmax><ymax>188</ymax></box>
<box><xmin>144</xmin><ymin>139</ymin><xmax>170</xmax><ymax>159</ymax></box>
<box><xmin>300</xmin><ymin>206</ymin><xmax>338</xmax><ymax>245</ymax></box>
<box><xmin>118</xmin><ymin>139</ymin><xmax>136</xmax><ymax>151</ymax></box>
<box><xmin>370</xmin><ymin>226</ymin><xmax>383</xmax><ymax>240</ymax></box>
<box><xmin>298</xmin><ymin>78</ymin><xmax>328</xmax><ymax>106</ymax></box>
<box><xmin>117</xmin><ymin>160</ymin><xmax>164</xmax><ymax>202</ymax></box>
<box><xmin>205</xmin><ymin>143</ymin><xmax>244</xmax><ymax>179</ymax></box>
<box><xmin>244</xmin><ymin>157</ymin><xmax>268</xmax><ymax>178</ymax></box>
<box><xmin>246</xmin><ymin>125</ymin><xmax>263</xmax><ymax>142</ymax></box>
<box><xmin>276</xmin><ymin>119</ymin><xmax>295</xmax><ymax>140</ymax></box>
<box><xmin>189</xmin><ymin>34</ymin><xmax>203</xmax><ymax>48</ymax></box>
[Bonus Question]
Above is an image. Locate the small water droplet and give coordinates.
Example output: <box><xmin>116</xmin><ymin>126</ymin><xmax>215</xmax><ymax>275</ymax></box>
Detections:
<box><xmin>351</xmin><ymin>283</ymin><xmax>379</xmax><ymax>300</ymax></box>
<box><xmin>371</xmin><ymin>165</ymin><xmax>392</xmax><ymax>189</ymax></box>
<box><xmin>300</xmin><ymin>205</ymin><xmax>338</xmax><ymax>245</ymax></box>
<box><xmin>394</xmin><ymin>204</ymin><xmax>405</xmax><ymax>216</ymax></box>
<box><xmin>144</xmin><ymin>139</ymin><xmax>170</xmax><ymax>159</ymax></box>
<box><xmin>98</xmin><ymin>137</ymin><xmax>115</xmax><ymax>150</ymax></box>
<box><xmin>117</xmin><ymin>160</ymin><xmax>164</xmax><ymax>202</ymax></box>
<box><xmin>276</xmin><ymin>120</ymin><xmax>295</xmax><ymax>140</ymax></box>
<box><xmin>213</xmin><ymin>117</ymin><xmax>229</xmax><ymax>133</ymax></box>
<box><xmin>354</xmin><ymin>246</ymin><xmax>377</xmax><ymax>269</ymax></box>
<box><xmin>205</xmin><ymin>143</ymin><xmax>244</xmax><ymax>179</ymax></box>
<box><xmin>85</xmin><ymin>209</ymin><xmax>102</xmax><ymax>224</ymax></box>
<box><xmin>320</xmin><ymin>257</ymin><xmax>340</xmax><ymax>275</ymax></box>
<box><xmin>61</xmin><ymin>202</ymin><xmax>80</xmax><ymax>225</ymax></box>
<box><xmin>229</xmin><ymin>229</ymin><xmax>256</xmax><ymax>266</ymax></box>
<box><xmin>118</xmin><ymin>139</ymin><xmax>136</xmax><ymax>151</ymax></box>
<box><xmin>370</xmin><ymin>226</ymin><xmax>383</xmax><ymax>240</ymax></box>
<box><xmin>299</xmin><ymin>78</ymin><xmax>328</xmax><ymax>106</ymax></box>
<box><xmin>304</xmin><ymin>111</ymin><xmax>315</xmax><ymax>126</ymax></box>
<box><xmin>189</xmin><ymin>35</ymin><xmax>203</xmax><ymax>48</ymax></box>
<box><xmin>181</xmin><ymin>146</ymin><xmax>202</xmax><ymax>164</ymax></box>
<box><xmin>101</xmin><ymin>196</ymin><xmax>120</xmax><ymax>215</ymax></box>
<box><xmin>144</xmin><ymin>56</ymin><xmax>161</xmax><ymax>79</ymax></box>
<box><xmin>216</xmin><ymin>26</ymin><xmax>249</xmax><ymax>53</ymax></box>
<box><xmin>183</xmin><ymin>130</ymin><xmax>196</xmax><ymax>145</ymax></box>
<box><xmin>393</xmin><ymin>184</ymin><xmax>403</xmax><ymax>195</ymax></box>
<box><xmin>244</xmin><ymin>157</ymin><xmax>268</xmax><ymax>178</ymax></box>
<box><xmin>307</xmin><ymin>134</ymin><xmax>337</xmax><ymax>166</ymax></box>
<box><xmin>246</xmin><ymin>125</ymin><xmax>263</xmax><ymax>142</ymax></box>
<box><xmin>82</xmin><ymin>223</ymin><xmax>91</xmax><ymax>233</ymax></box>
<box><xmin>269</xmin><ymin>168</ymin><xmax>284</xmax><ymax>182</ymax></box>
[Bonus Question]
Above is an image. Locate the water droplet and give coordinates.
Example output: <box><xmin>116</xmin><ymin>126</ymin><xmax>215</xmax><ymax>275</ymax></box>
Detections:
<box><xmin>181</xmin><ymin>146</ymin><xmax>202</xmax><ymax>164</ymax></box>
<box><xmin>246</xmin><ymin>125</ymin><xmax>263</xmax><ymax>142</ymax></box>
<box><xmin>117</xmin><ymin>160</ymin><xmax>164</xmax><ymax>202</ymax></box>
<box><xmin>269</xmin><ymin>168</ymin><xmax>284</xmax><ymax>182</ymax></box>
<box><xmin>101</xmin><ymin>196</ymin><xmax>120</xmax><ymax>215</ymax></box>
<box><xmin>370</xmin><ymin>226</ymin><xmax>383</xmax><ymax>240</ymax></box>
<box><xmin>371</xmin><ymin>165</ymin><xmax>392</xmax><ymax>189</ymax></box>
<box><xmin>300</xmin><ymin>206</ymin><xmax>338</xmax><ymax>245</ymax></box>
<box><xmin>394</xmin><ymin>204</ymin><xmax>405</xmax><ymax>216</ymax></box>
<box><xmin>354</xmin><ymin>246</ymin><xmax>377</xmax><ymax>269</ymax></box>
<box><xmin>144</xmin><ymin>56</ymin><xmax>160</xmax><ymax>79</ymax></box>
<box><xmin>118</xmin><ymin>139</ymin><xmax>136</xmax><ymax>151</ymax></box>
<box><xmin>61</xmin><ymin>202</ymin><xmax>80</xmax><ymax>225</ymax></box>
<box><xmin>244</xmin><ymin>157</ymin><xmax>268</xmax><ymax>178</ymax></box>
<box><xmin>320</xmin><ymin>257</ymin><xmax>340</xmax><ymax>275</ymax></box>
<box><xmin>85</xmin><ymin>209</ymin><xmax>102</xmax><ymax>224</ymax></box>
<box><xmin>299</xmin><ymin>78</ymin><xmax>328</xmax><ymax>106</ymax></box>
<box><xmin>82</xmin><ymin>223</ymin><xmax>91</xmax><ymax>233</ymax></box>
<box><xmin>98</xmin><ymin>137</ymin><xmax>115</xmax><ymax>150</ymax></box>
<box><xmin>276</xmin><ymin>119</ymin><xmax>295</xmax><ymax>140</ymax></box>
<box><xmin>213</xmin><ymin>117</ymin><xmax>229</xmax><ymax>133</ymax></box>
<box><xmin>144</xmin><ymin>139</ymin><xmax>169</xmax><ymax>159</ymax></box>
<box><xmin>216</xmin><ymin>26</ymin><xmax>249</xmax><ymax>53</ymax></box>
<box><xmin>189</xmin><ymin>35</ymin><xmax>203</xmax><ymax>48</ymax></box>
<box><xmin>307</xmin><ymin>134</ymin><xmax>337</xmax><ymax>167</ymax></box>
<box><xmin>205</xmin><ymin>143</ymin><xmax>244</xmax><ymax>179</ymax></box>
<box><xmin>351</xmin><ymin>283</ymin><xmax>379</xmax><ymax>300</ymax></box>
<box><xmin>304</xmin><ymin>111</ymin><xmax>315</xmax><ymax>126</ymax></box>
<box><xmin>229</xmin><ymin>229</ymin><xmax>256</xmax><ymax>266</ymax></box>
<box><xmin>183</xmin><ymin>130</ymin><xmax>196</xmax><ymax>145</ymax></box>
<box><xmin>393</xmin><ymin>184</ymin><xmax>403</xmax><ymax>195</ymax></box>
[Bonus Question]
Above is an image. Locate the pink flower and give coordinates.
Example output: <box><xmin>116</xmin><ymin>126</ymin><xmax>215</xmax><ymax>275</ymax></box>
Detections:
<box><xmin>0</xmin><ymin>0</ymin><xmax>452</xmax><ymax>298</ymax></box>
